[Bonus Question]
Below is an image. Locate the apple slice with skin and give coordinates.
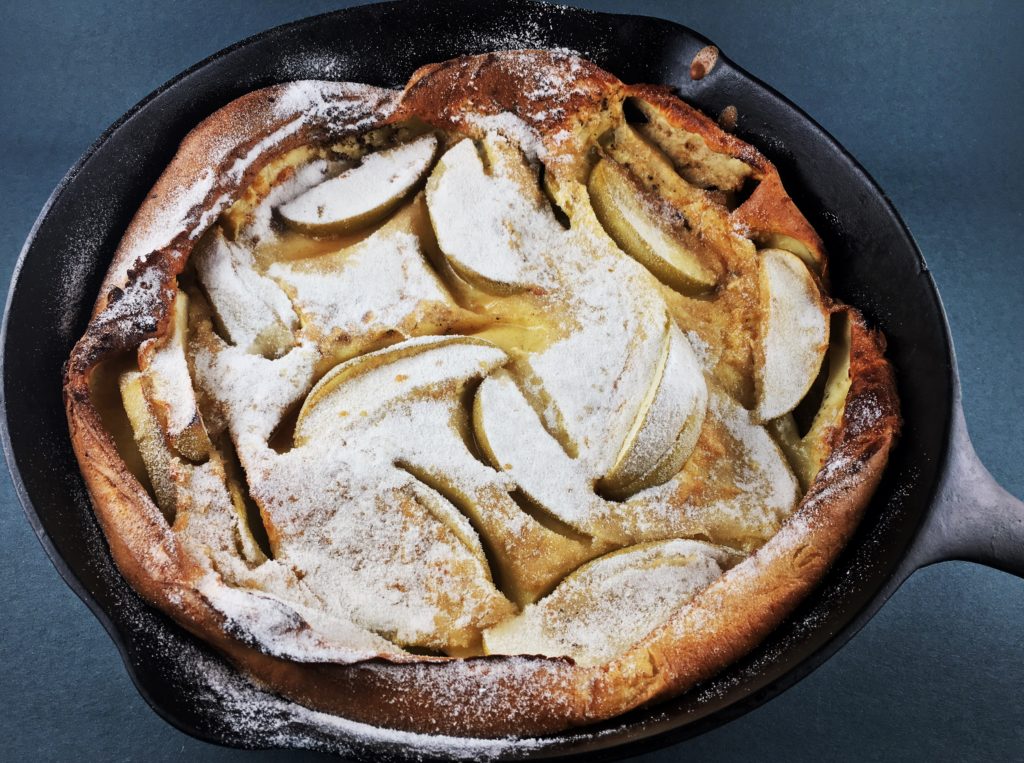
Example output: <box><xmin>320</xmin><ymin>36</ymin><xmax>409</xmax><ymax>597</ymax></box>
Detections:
<box><xmin>597</xmin><ymin>319</ymin><xmax>708</xmax><ymax>500</ymax></box>
<box><xmin>119</xmin><ymin>370</ymin><xmax>178</xmax><ymax>521</ymax></box>
<box><xmin>269</xmin><ymin>196</ymin><xmax>490</xmax><ymax>370</ymax></box>
<box><xmin>295</xmin><ymin>335</ymin><xmax>507</xmax><ymax>439</ymax></box>
<box><xmin>278</xmin><ymin>134</ymin><xmax>438</xmax><ymax>235</ymax></box>
<box><xmin>294</xmin><ymin>336</ymin><xmax>604</xmax><ymax>607</ymax></box>
<box><xmin>608</xmin><ymin>384</ymin><xmax>801</xmax><ymax>552</ymax></box>
<box><xmin>588</xmin><ymin>157</ymin><xmax>717</xmax><ymax>294</ymax></box>
<box><xmin>138</xmin><ymin>290</ymin><xmax>212</xmax><ymax>462</ymax></box>
<box><xmin>769</xmin><ymin>311</ymin><xmax>852</xmax><ymax>489</ymax></box>
<box><xmin>603</xmin><ymin>123</ymin><xmax>744</xmax><ymax>262</ymax></box>
<box><xmin>398</xmin><ymin>458</ymin><xmax>604</xmax><ymax>608</ymax></box>
<box><xmin>425</xmin><ymin>136</ymin><xmax>556</xmax><ymax>295</ymax></box>
<box><xmin>122</xmin><ymin>365</ymin><xmax>271</xmax><ymax>564</ymax></box>
<box><xmin>408</xmin><ymin>480</ymin><xmax>492</xmax><ymax>581</ymax></box>
<box><xmin>756</xmin><ymin>248</ymin><xmax>830</xmax><ymax>422</ymax></box>
<box><xmin>483</xmin><ymin>539</ymin><xmax>740</xmax><ymax>664</ymax></box>
<box><xmin>192</xmin><ymin>228</ymin><xmax>297</xmax><ymax>358</ymax></box>
<box><xmin>472</xmin><ymin>370</ymin><xmax>626</xmax><ymax>543</ymax></box>
<box><xmin>284</xmin><ymin>336</ymin><xmax>518</xmax><ymax>648</ymax></box>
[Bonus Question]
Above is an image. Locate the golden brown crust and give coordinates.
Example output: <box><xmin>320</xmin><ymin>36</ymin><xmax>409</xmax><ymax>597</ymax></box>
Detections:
<box><xmin>398</xmin><ymin>49</ymin><xmax>619</xmax><ymax>148</ymax></box>
<box><xmin>626</xmin><ymin>84</ymin><xmax>826</xmax><ymax>274</ymax></box>
<box><xmin>64</xmin><ymin>50</ymin><xmax>900</xmax><ymax>738</ymax></box>
<box><xmin>625</xmin><ymin>84</ymin><xmax>769</xmax><ymax>171</ymax></box>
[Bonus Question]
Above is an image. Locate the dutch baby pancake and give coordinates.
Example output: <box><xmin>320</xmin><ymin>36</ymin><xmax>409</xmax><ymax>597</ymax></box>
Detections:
<box><xmin>64</xmin><ymin>49</ymin><xmax>899</xmax><ymax>738</ymax></box>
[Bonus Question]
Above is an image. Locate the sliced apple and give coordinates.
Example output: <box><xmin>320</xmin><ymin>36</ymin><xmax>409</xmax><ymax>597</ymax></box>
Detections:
<box><xmin>588</xmin><ymin>157</ymin><xmax>717</xmax><ymax>294</ymax></box>
<box><xmin>269</xmin><ymin>197</ymin><xmax>488</xmax><ymax>366</ymax></box>
<box><xmin>630</xmin><ymin>97</ymin><xmax>753</xmax><ymax>193</ymax></box>
<box><xmin>472</xmin><ymin>370</ymin><xmax>625</xmax><ymax>542</ymax></box>
<box><xmin>294</xmin><ymin>335</ymin><xmax>507</xmax><ymax>441</ymax></box>
<box><xmin>425</xmin><ymin>136</ymin><xmax>555</xmax><ymax>294</ymax></box>
<box><xmin>192</xmin><ymin>228</ymin><xmax>297</xmax><ymax>358</ymax></box>
<box><xmin>277</xmin><ymin>336</ymin><xmax>517</xmax><ymax>649</ymax></box>
<box><xmin>292</xmin><ymin>336</ymin><xmax>604</xmax><ymax>607</ymax></box>
<box><xmin>603</xmin><ymin>123</ymin><xmax>743</xmax><ymax>259</ymax></box>
<box><xmin>221</xmin><ymin>463</ymin><xmax>272</xmax><ymax>566</ymax></box>
<box><xmin>122</xmin><ymin>337</ymin><xmax>273</xmax><ymax>566</ymax></box>
<box><xmin>757</xmin><ymin>232</ymin><xmax>821</xmax><ymax>273</ymax></box>
<box><xmin>598</xmin><ymin>321</ymin><xmax>708</xmax><ymax>500</ymax></box>
<box><xmin>138</xmin><ymin>290</ymin><xmax>212</xmax><ymax>462</ymax></box>
<box><xmin>769</xmin><ymin>312</ymin><xmax>852</xmax><ymax>489</ymax></box>
<box><xmin>756</xmin><ymin>248</ymin><xmax>830</xmax><ymax>422</ymax></box>
<box><xmin>269</xmin><ymin>477</ymin><xmax>513</xmax><ymax>652</ymax></box>
<box><xmin>799</xmin><ymin>313</ymin><xmax>851</xmax><ymax>465</ymax></box>
<box><xmin>407</xmin><ymin>480</ymin><xmax>491</xmax><ymax>579</ymax></box>
<box><xmin>278</xmin><ymin>134</ymin><xmax>438</xmax><ymax>235</ymax></box>
<box><xmin>612</xmin><ymin>385</ymin><xmax>801</xmax><ymax>551</ymax></box>
<box><xmin>483</xmin><ymin>539</ymin><xmax>738</xmax><ymax>664</ymax></box>
<box><xmin>221</xmin><ymin>144</ymin><xmax>324</xmax><ymax>239</ymax></box>
<box><xmin>398</xmin><ymin>459</ymin><xmax>603</xmax><ymax>608</ymax></box>
<box><xmin>119</xmin><ymin>370</ymin><xmax>178</xmax><ymax>521</ymax></box>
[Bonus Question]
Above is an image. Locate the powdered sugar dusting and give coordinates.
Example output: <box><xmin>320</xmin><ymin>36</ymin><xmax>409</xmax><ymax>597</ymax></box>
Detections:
<box><xmin>179</xmin><ymin>118</ymin><xmax>801</xmax><ymax>664</ymax></box>
<box><xmin>447</xmin><ymin>48</ymin><xmax>605</xmax><ymax>164</ymax></box>
<box><xmin>427</xmin><ymin>132</ymin><xmax>679</xmax><ymax>475</ymax></box>
<box><xmin>757</xmin><ymin>248</ymin><xmax>829</xmax><ymax>420</ymax></box>
<box><xmin>105</xmin><ymin>81</ymin><xmax>398</xmax><ymax>295</ymax></box>
<box><xmin>474</xmin><ymin>371</ymin><xmax>610</xmax><ymax>535</ymax></box>
<box><xmin>189</xmin><ymin>651</ymin><xmax>622</xmax><ymax>760</ymax></box>
<box><xmin>127</xmin><ymin>167</ymin><xmax>216</xmax><ymax>275</ymax></box>
<box><xmin>617</xmin><ymin>387</ymin><xmax>801</xmax><ymax>549</ymax></box>
<box><xmin>140</xmin><ymin>325</ymin><xmax>196</xmax><ymax>437</ymax></box>
<box><xmin>279</xmin><ymin>135</ymin><xmax>436</xmax><ymax>228</ymax></box>
<box><xmin>199</xmin><ymin>337</ymin><xmax>516</xmax><ymax>652</ymax></box>
<box><xmin>194</xmin><ymin>339</ymin><xmax>318</xmax><ymax>445</ymax></box>
<box><xmin>193</xmin><ymin>230</ymin><xmax>298</xmax><ymax>355</ymax></box>
<box><xmin>241</xmin><ymin>157</ymin><xmax>345</xmax><ymax>245</ymax></box>
<box><xmin>269</xmin><ymin>227</ymin><xmax>454</xmax><ymax>348</ymax></box>
<box><xmin>72</xmin><ymin>42</ymin><xmax>883</xmax><ymax>746</ymax></box>
<box><xmin>464</xmin><ymin>112</ymin><xmax>549</xmax><ymax>162</ymax></box>
<box><xmin>485</xmin><ymin>540</ymin><xmax>737</xmax><ymax>665</ymax></box>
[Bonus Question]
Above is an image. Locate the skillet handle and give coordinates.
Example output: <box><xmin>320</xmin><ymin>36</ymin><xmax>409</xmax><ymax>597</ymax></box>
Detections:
<box><xmin>910</xmin><ymin>402</ymin><xmax>1024</xmax><ymax>577</ymax></box>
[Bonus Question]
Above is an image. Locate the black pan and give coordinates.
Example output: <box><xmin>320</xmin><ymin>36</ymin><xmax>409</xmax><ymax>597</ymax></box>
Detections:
<box><xmin>3</xmin><ymin>1</ymin><xmax>1021</xmax><ymax>759</ymax></box>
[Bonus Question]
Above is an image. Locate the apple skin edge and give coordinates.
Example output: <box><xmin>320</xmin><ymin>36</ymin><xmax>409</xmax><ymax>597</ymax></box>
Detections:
<box><xmin>278</xmin><ymin>134</ymin><xmax>438</xmax><ymax>236</ymax></box>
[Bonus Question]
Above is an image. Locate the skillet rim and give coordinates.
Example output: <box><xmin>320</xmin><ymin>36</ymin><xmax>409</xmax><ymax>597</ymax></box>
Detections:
<box><xmin>0</xmin><ymin>0</ymin><xmax>954</xmax><ymax>757</ymax></box>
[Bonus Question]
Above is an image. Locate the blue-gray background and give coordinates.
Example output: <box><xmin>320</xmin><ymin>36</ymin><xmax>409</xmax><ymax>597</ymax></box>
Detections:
<box><xmin>1</xmin><ymin>1</ymin><xmax>1021</xmax><ymax>760</ymax></box>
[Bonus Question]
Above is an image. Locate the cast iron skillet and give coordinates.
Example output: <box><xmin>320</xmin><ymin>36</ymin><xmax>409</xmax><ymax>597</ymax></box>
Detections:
<box><xmin>3</xmin><ymin>0</ymin><xmax>1022</xmax><ymax>759</ymax></box>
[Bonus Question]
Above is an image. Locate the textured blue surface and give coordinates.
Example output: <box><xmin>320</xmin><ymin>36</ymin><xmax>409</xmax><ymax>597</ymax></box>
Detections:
<box><xmin>1</xmin><ymin>1</ymin><xmax>1021</xmax><ymax>760</ymax></box>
